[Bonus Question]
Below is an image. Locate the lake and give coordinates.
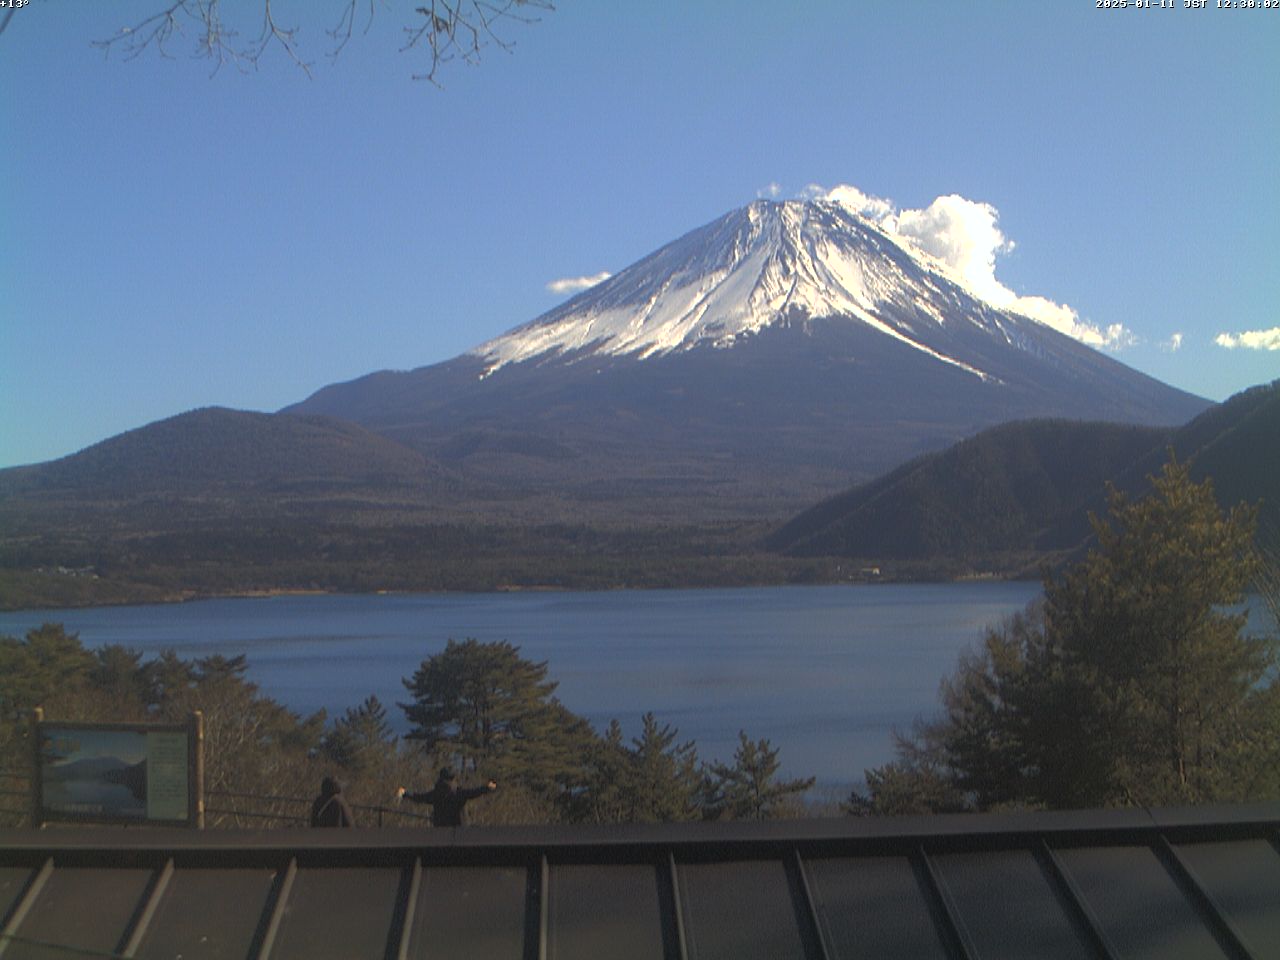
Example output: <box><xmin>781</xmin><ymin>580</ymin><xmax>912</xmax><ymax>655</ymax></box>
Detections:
<box><xmin>0</xmin><ymin>583</ymin><xmax>1060</xmax><ymax>790</ymax></box>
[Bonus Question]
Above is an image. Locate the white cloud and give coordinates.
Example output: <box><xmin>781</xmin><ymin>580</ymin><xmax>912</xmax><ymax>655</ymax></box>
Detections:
<box><xmin>1163</xmin><ymin>332</ymin><xmax>1184</xmax><ymax>352</ymax></box>
<box><xmin>895</xmin><ymin>195</ymin><xmax>1013</xmax><ymax>300</ymax></box>
<box><xmin>757</xmin><ymin>182</ymin><xmax>782</xmax><ymax>199</ymax></box>
<box><xmin>808</xmin><ymin>183</ymin><xmax>1135</xmax><ymax>351</ymax></box>
<box><xmin>547</xmin><ymin>271</ymin><xmax>611</xmax><ymax>295</ymax></box>
<box><xmin>805</xmin><ymin>183</ymin><xmax>896</xmax><ymax>223</ymax></box>
<box><xmin>1215</xmin><ymin>327</ymin><xmax>1280</xmax><ymax>351</ymax></box>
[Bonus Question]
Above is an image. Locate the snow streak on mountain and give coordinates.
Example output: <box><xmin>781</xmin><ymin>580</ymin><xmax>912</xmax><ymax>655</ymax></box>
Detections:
<box><xmin>474</xmin><ymin>199</ymin><xmax>1048</xmax><ymax>381</ymax></box>
<box><xmin>286</xmin><ymin>196</ymin><xmax>1210</xmax><ymax>521</ymax></box>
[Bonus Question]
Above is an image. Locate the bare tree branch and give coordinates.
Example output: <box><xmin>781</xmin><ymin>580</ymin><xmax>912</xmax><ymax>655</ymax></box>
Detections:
<box><xmin>258</xmin><ymin>0</ymin><xmax>313</xmax><ymax>78</ymax></box>
<box><xmin>327</xmin><ymin>0</ymin><xmax>383</xmax><ymax>60</ymax></box>
<box><xmin>89</xmin><ymin>1</ymin><xmax>553</xmax><ymax>83</ymax></box>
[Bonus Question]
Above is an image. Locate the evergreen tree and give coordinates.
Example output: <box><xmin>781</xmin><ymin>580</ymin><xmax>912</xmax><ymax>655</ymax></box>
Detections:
<box><xmin>90</xmin><ymin>645</ymin><xmax>152</xmax><ymax>718</ymax></box>
<box><xmin>400</xmin><ymin>639</ymin><xmax>596</xmax><ymax>802</ymax></box>
<box><xmin>703</xmin><ymin>731</ymin><xmax>815</xmax><ymax>820</ymax></box>
<box><xmin>573</xmin><ymin>719</ymin><xmax>633</xmax><ymax>824</ymax></box>
<box><xmin>142</xmin><ymin>651</ymin><xmax>198</xmax><ymax>713</ymax></box>
<box><xmin>1034</xmin><ymin>459</ymin><xmax>1272</xmax><ymax>805</ymax></box>
<box><xmin>571</xmin><ymin>713</ymin><xmax>704</xmax><ymax>824</ymax></box>
<box><xmin>0</xmin><ymin>624</ymin><xmax>100</xmax><ymax>789</ymax></box>
<box><xmin>0</xmin><ymin>623</ymin><xmax>96</xmax><ymax>724</ymax></box>
<box><xmin>846</xmin><ymin>721</ymin><xmax>967</xmax><ymax>816</ymax></box>
<box><xmin>626</xmin><ymin>713</ymin><xmax>702</xmax><ymax>822</ymax></box>
<box><xmin>323</xmin><ymin>695</ymin><xmax>398</xmax><ymax>776</ymax></box>
<box><xmin>846</xmin><ymin>758</ymin><xmax>966</xmax><ymax>817</ymax></box>
<box><xmin>858</xmin><ymin>458</ymin><xmax>1280</xmax><ymax>812</ymax></box>
<box><xmin>933</xmin><ymin>604</ymin><xmax>1044</xmax><ymax>809</ymax></box>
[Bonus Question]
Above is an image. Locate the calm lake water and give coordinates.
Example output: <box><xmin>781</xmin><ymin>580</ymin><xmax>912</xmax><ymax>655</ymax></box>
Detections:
<box><xmin>1</xmin><ymin>583</ymin><xmax>1059</xmax><ymax>790</ymax></box>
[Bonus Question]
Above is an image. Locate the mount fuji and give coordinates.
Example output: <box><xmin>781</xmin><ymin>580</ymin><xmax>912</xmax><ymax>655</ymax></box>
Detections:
<box><xmin>287</xmin><ymin>199</ymin><xmax>1209</xmax><ymax>519</ymax></box>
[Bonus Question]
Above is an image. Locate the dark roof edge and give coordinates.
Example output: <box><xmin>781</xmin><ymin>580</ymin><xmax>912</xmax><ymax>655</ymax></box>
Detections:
<box><xmin>4</xmin><ymin>803</ymin><xmax>1278</xmax><ymax>856</ymax></box>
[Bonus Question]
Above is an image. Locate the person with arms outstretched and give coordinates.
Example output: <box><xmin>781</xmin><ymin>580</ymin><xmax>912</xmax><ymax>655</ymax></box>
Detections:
<box><xmin>398</xmin><ymin>767</ymin><xmax>497</xmax><ymax>826</ymax></box>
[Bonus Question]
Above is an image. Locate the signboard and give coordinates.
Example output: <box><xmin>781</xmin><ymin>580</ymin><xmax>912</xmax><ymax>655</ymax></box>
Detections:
<box><xmin>34</xmin><ymin>716</ymin><xmax>203</xmax><ymax>827</ymax></box>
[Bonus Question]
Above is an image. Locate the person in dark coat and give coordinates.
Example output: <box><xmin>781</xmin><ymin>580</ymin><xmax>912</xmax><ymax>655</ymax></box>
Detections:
<box><xmin>310</xmin><ymin>775</ymin><xmax>356</xmax><ymax>827</ymax></box>
<box><xmin>397</xmin><ymin>767</ymin><xmax>497</xmax><ymax>827</ymax></box>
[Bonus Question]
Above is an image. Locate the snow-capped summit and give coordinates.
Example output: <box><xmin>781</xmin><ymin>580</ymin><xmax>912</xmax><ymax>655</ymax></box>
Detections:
<box><xmin>473</xmin><ymin>199</ymin><xmax>1041</xmax><ymax>381</ymax></box>
<box><xmin>287</xmin><ymin>199</ymin><xmax>1210</xmax><ymax>520</ymax></box>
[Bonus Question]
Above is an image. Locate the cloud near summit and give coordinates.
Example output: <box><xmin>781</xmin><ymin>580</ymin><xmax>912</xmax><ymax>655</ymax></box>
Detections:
<box><xmin>807</xmin><ymin>184</ymin><xmax>1133</xmax><ymax>351</ymax></box>
<box><xmin>547</xmin><ymin>271</ymin><xmax>612</xmax><ymax>295</ymax></box>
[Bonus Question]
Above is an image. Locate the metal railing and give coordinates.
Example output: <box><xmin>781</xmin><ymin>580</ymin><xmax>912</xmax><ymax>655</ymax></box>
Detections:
<box><xmin>204</xmin><ymin>789</ymin><xmax>434</xmax><ymax>828</ymax></box>
<box><xmin>0</xmin><ymin>772</ymin><xmax>435</xmax><ymax>829</ymax></box>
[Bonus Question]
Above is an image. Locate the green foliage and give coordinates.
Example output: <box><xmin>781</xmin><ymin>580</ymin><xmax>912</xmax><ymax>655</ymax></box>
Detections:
<box><xmin>401</xmin><ymin>638</ymin><xmax>557</xmax><ymax>768</ymax></box>
<box><xmin>91</xmin><ymin>645</ymin><xmax>152</xmax><ymax>713</ymax></box>
<box><xmin>571</xmin><ymin>720</ymin><xmax>632</xmax><ymax>824</ymax></box>
<box><xmin>703</xmin><ymin>731</ymin><xmax>816</xmax><ymax>820</ymax></box>
<box><xmin>846</xmin><ymin>751</ymin><xmax>966</xmax><ymax>817</ymax></box>
<box><xmin>0</xmin><ymin>623</ymin><xmax>96</xmax><ymax>724</ymax></box>
<box><xmin>0</xmin><ymin>624</ymin><xmax>98</xmax><ymax>798</ymax></box>
<box><xmin>573</xmin><ymin>714</ymin><xmax>703</xmax><ymax>824</ymax></box>
<box><xmin>399</xmin><ymin>642</ymin><xmax>818</xmax><ymax>823</ymax></box>
<box><xmin>400</xmin><ymin>638</ymin><xmax>596</xmax><ymax>804</ymax></box>
<box><xmin>934</xmin><ymin>605</ymin><xmax>1045</xmax><ymax>809</ymax></box>
<box><xmin>628</xmin><ymin>713</ymin><xmax>703</xmax><ymax>821</ymax></box>
<box><xmin>0</xmin><ymin>626</ymin><xmax>331</xmax><ymax>827</ymax></box>
<box><xmin>1036</xmin><ymin>459</ymin><xmax>1269</xmax><ymax>805</ymax></box>
<box><xmin>323</xmin><ymin>695</ymin><xmax>398</xmax><ymax>776</ymax></box>
<box><xmin>0</xmin><ymin>624</ymin><xmax>825</xmax><ymax>827</ymax></box>
<box><xmin>858</xmin><ymin>457</ymin><xmax>1280</xmax><ymax>813</ymax></box>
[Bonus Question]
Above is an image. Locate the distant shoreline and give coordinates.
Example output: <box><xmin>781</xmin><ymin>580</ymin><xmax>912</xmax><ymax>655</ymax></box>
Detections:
<box><xmin>0</xmin><ymin>564</ymin><xmax>1043</xmax><ymax>614</ymax></box>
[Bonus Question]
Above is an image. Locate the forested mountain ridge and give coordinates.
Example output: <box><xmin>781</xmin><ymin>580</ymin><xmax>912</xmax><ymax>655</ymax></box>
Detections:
<box><xmin>2</xmin><ymin>384</ymin><xmax>1271</xmax><ymax>609</ymax></box>
<box><xmin>767</xmin><ymin>420</ymin><xmax>1167</xmax><ymax>561</ymax></box>
<box><xmin>770</xmin><ymin>380</ymin><xmax>1280</xmax><ymax>565</ymax></box>
<box><xmin>0</xmin><ymin>407</ymin><xmax>437</xmax><ymax>498</ymax></box>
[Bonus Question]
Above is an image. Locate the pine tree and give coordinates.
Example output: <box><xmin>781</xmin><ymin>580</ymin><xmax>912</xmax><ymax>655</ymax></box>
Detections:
<box><xmin>0</xmin><ymin>623</ymin><xmax>96</xmax><ymax>723</ymax></box>
<box><xmin>858</xmin><ymin>457</ymin><xmax>1280</xmax><ymax>812</ymax></box>
<box><xmin>400</xmin><ymin>639</ymin><xmax>596</xmax><ymax>800</ymax></box>
<box><xmin>1034</xmin><ymin>458</ymin><xmax>1272</xmax><ymax>805</ymax></box>
<box><xmin>704</xmin><ymin>731</ymin><xmax>815</xmax><ymax>820</ymax></box>
<box><xmin>572</xmin><ymin>714</ymin><xmax>702</xmax><ymax>824</ymax></box>
<box><xmin>324</xmin><ymin>695</ymin><xmax>397</xmax><ymax>776</ymax></box>
<box><xmin>573</xmin><ymin>719</ymin><xmax>633</xmax><ymax>824</ymax></box>
<box><xmin>626</xmin><ymin>713</ymin><xmax>702</xmax><ymax>822</ymax></box>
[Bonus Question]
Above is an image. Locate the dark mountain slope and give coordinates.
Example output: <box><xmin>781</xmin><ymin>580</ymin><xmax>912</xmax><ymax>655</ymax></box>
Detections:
<box><xmin>1045</xmin><ymin>378</ymin><xmax>1280</xmax><ymax>547</ymax></box>
<box><xmin>772</xmin><ymin>380</ymin><xmax>1279</xmax><ymax>564</ymax></box>
<box><xmin>1185</xmin><ymin>381</ymin><xmax>1280</xmax><ymax>521</ymax></box>
<box><xmin>768</xmin><ymin>420</ymin><xmax>1167</xmax><ymax>560</ymax></box>
<box><xmin>0</xmin><ymin>407</ymin><xmax>436</xmax><ymax>499</ymax></box>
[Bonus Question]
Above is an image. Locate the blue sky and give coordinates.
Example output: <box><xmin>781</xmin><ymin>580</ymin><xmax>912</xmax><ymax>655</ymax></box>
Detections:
<box><xmin>2</xmin><ymin>1</ymin><xmax>1277</xmax><ymax>469</ymax></box>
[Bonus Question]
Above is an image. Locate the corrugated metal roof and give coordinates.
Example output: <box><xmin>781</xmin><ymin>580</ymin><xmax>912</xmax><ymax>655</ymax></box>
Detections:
<box><xmin>0</xmin><ymin>804</ymin><xmax>1277</xmax><ymax>959</ymax></box>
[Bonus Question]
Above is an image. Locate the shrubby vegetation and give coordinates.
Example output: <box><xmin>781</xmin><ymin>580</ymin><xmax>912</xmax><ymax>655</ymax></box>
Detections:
<box><xmin>0</xmin><ymin>629</ymin><xmax>813</xmax><ymax>828</ymax></box>
<box><xmin>854</xmin><ymin>459</ymin><xmax>1280</xmax><ymax>814</ymax></box>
